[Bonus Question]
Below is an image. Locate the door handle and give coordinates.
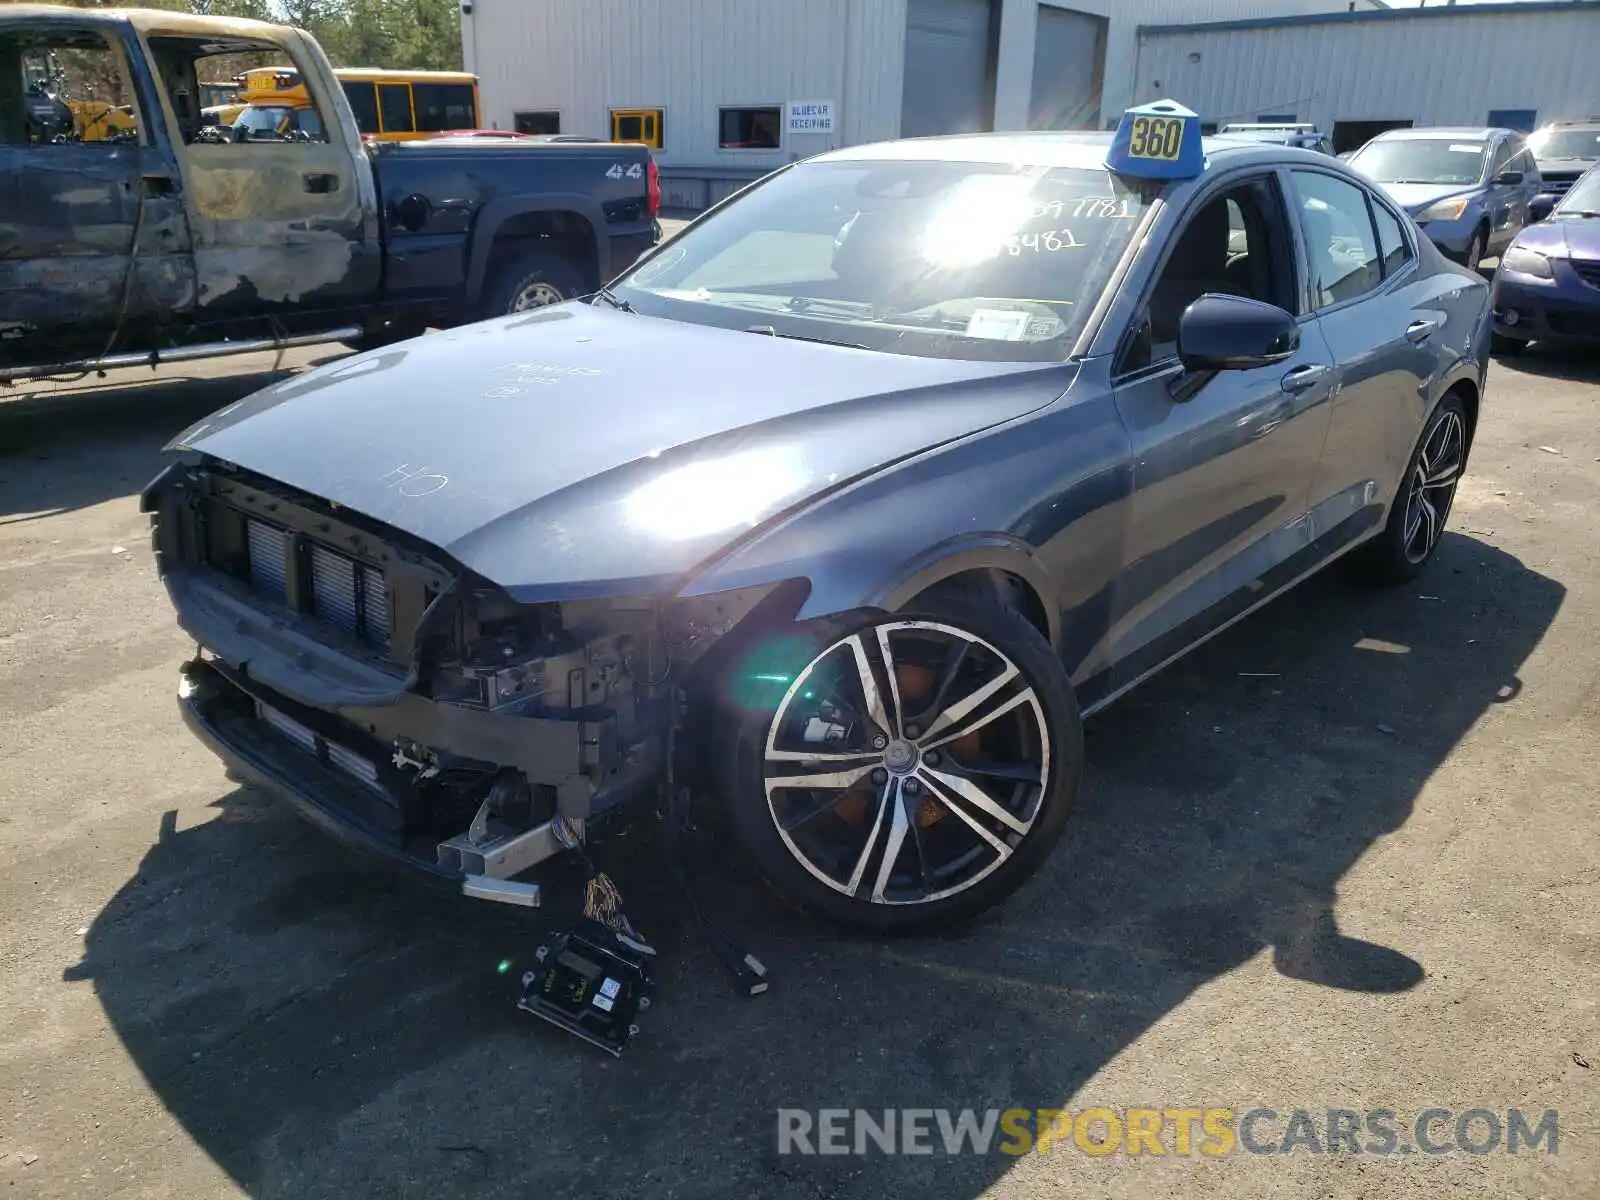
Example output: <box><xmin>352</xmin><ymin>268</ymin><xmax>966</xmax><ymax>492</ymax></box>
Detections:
<box><xmin>303</xmin><ymin>172</ymin><xmax>339</xmax><ymax>194</ymax></box>
<box><xmin>1405</xmin><ymin>318</ymin><xmax>1440</xmax><ymax>344</ymax></box>
<box><xmin>1279</xmin><ymin>363</ymin><xmax>1329</xmax><ymax>394</ymax></box>
<box><xmin>140</xmin><ymin>174</ymin><xmax>176</xmax><ymax>197</ymax></box>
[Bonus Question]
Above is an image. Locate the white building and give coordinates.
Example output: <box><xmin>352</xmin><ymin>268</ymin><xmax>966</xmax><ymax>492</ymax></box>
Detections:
<box><xmin>1133</xmin><ymin>0</ymin><xmax>1600</xmax><ymax>152</ymax></box>
<box><xmin>458</xmin><ymin>0</ymin><xmax>1384</xmax><ymax>210</ymax></box>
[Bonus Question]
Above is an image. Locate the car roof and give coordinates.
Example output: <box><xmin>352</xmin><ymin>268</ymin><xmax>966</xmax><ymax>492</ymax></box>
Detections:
<box><xmin>812</xmin><ymin>129</ymin><xmax>1323</xmax><ymax>173</ymax></box>
<box><xmin>1372</xmin><ymin>127</ymin><xmax>1499</xmax><ymax>142</ymax></box>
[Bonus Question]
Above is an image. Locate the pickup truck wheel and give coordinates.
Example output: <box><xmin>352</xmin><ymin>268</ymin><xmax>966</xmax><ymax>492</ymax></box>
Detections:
<box><xmin>712</xmin><ymin>595</ymin><xmax>1083</xmax><ymax>936</ymax></box>
<box><xmin>481</xmin><ymin>251</ymin><xmax>585</xmax><ymax>318</ymax></box>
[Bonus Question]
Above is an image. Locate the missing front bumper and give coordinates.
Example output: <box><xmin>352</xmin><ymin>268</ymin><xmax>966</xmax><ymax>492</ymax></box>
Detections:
<box><xmin>176</xmin><ymin>658</ymin><xmax>589</xmax><ymax>907</ymax></box>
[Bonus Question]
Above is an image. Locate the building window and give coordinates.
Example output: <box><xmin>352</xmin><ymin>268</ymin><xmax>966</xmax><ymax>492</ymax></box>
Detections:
<box><xmin>1257</xmin><ymin>113</ymin><xmax>1296</xmax><ymax>123</ymax></box>
<box><xmin>514</xmin><ymin>110</ymin><xmax>560</xmax><ymax>135</ymax></box>
<box><xmin>610</xmin><ymin>107</ymin><xmax>663</xmax><ymax>150</ymax></box>
<box><xmin>1487</xmin><ymin>108</ymin><xmax>1538</xmax><ymax>134</ymax></box>
<box><xmin>719</xmin><ymin>105</ymin><xmax>781</xmax><ymax>150</ymax></box>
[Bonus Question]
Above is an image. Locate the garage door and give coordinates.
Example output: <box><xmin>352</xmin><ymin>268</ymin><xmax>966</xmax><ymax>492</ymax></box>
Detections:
<box><xmin>901</xmin><ymin>0</ymin><xmax>995</xmax><ymax>139</ymax></box>
<box><xmin>1030</xmin><ymin>6</ymin><xmax>1107</xmax><ymax>130</ymax></box>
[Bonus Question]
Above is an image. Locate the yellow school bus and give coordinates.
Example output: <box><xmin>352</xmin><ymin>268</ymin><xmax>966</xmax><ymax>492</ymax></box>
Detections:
<box><xmin>230</xmin><ymin>66</ymin><xmax>482</xmax><ymax>142</ymax></box>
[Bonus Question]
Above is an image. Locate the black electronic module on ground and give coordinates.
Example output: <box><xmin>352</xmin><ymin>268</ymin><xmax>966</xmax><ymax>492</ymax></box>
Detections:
<box><xmin>517</xmin><ymin>922</ymin><xmax>654</xmax><ymax>1056</ymax></box>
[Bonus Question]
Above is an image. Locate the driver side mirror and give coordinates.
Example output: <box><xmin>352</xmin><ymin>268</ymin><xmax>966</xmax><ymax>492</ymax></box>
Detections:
<box><xmin>1494</xmin><ymin>170</ymin><xmax>1525</xmax><ymax>185</ymax></box>
<box><xmin>1177</xmin><ymin>293</ymin><xmax>1301</xmax><ymax>373</ymax></box>
<box><xmin>1529</xmin><ymin>193</ymin><xmax>1556</xmax><ymax>222</ymax></box>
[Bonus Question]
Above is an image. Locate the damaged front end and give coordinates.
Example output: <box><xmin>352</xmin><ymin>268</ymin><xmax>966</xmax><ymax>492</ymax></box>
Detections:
<box><xmin>145</xmin><ymin>457</ymin><xmax>797</xmax><ymax>905</ymax></box>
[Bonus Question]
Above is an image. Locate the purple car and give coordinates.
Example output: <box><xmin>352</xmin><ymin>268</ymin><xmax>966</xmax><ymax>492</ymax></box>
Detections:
<box><xmin>1491</xmin><ymin>161</ymin><xmax>1600</xmax><ymax>354</ymax></box>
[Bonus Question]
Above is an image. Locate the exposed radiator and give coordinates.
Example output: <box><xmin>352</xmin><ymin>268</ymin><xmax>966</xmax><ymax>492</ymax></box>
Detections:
<box><xmin>245</xmin><ymin>518</ymin><xmax>390</xmax><ymax>650</ymax></box>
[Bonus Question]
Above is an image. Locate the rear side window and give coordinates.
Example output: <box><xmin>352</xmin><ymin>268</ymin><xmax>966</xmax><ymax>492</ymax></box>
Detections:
<box><xmin>1290</xmin><ymin>171</ymin><xmax>1382</xmax><ymax>308</ymax></box>
<box><xmin>342</xmin><ymin>81</ymin><xmax>379</xmax><ymax>135</ymax></box>
<box><xmin>378</xmin><ymin>83</ymin><xmax>413</xmax><ymax>133</ymax></box>
<box><xmin>412</xmin><ymin>83</ymin><xmax>475</xmax><ymax>132</ymax></box>
<box><xmin>1369</xmin><ymin>197</ymin><xmax>1412</xmax><ymax>278</ymax></box>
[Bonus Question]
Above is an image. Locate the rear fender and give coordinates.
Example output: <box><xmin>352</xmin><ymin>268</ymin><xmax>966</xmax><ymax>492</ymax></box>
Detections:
<box><xmin>464</xmin><ymin>194</ymin><xmax>609</xmax><ymax>300</ymax></box>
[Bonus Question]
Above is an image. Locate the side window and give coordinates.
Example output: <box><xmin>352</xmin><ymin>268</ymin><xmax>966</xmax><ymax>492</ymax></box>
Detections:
<box><xmin>1369</xmin><ymin>196</ymin><xmax>1412</xmax><ymax>279</ymax></box>
<box><xmin>1492</xmin><ymin>137</ymin><xmax>1521</xmax><ymax>179</ymax></box>
<box><xmin>412</xmin><ymin>82</ymin><xmax>475</xmax><ymax>133</ymax></box>
<box><xmin>146</xmin><ymin>37</ymin><xmax>329</xmax><ymax>146</ymax></box>
<box><xmin>1128</xmin><ymin>175</ymin><xmax>1298</xmax><ymax>369</ymax></box>
<box><xmin>1</xmin><ymin>28</ymin><xmax>141</xmax><ymax>147</ymax></box>
<box><xmin>342</xmin><ymin>81</ymin><xmax>379</xmax><ymax>135</ymax></box>
<box><xmin>1289</xmin><ymin>170</ymin><xmax>1382</xmax><ymax>308</ymax></box>
<box><xmin>378</xmin><ymin>83</ymin><xmax>413</xmax><ymax>134</ymax></box>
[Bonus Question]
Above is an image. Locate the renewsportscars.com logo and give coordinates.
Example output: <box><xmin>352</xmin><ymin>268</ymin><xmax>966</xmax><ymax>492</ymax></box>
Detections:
<box><xmin>776</xmin><ymin>1107</ymin><xmax>1560</xmax><ymax>1158</ymax></box>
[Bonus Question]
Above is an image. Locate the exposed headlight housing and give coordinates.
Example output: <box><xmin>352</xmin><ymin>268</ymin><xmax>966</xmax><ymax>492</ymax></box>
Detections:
<box><xmin>1500</xmin><ymin>246</ymin><xmax>1555</xmax><ymax>279</ymax></box>
<box><xmin>1416</xmin><ymin>196</ymin><xmax>1472</xmax><ymax>223</ymax></box>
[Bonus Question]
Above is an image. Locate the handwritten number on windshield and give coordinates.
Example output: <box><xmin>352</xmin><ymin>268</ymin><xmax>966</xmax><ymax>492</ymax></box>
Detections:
<box><xmin>1007</xmin><ymin>229</ymin><xmax>1086</xmax><ymax>255</ymax></box>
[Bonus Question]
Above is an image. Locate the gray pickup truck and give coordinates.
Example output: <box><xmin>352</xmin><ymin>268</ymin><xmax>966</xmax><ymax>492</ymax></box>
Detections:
<box><xmin>0</xmin><ymin>6</ymin><xmax>661</xmax><ymax>383</ymax></box>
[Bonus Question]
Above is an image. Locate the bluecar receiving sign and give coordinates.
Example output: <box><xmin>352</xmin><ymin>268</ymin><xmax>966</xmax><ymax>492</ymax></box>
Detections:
<box><xmin>1107</xmin><ymin>99</ymin><xmax>1205</xmax><ymax>181</ymax></box>
<box><xmin>787</xmin><ymin>100</ymin><xmax>835</xmax><ymax>135</ymax></box>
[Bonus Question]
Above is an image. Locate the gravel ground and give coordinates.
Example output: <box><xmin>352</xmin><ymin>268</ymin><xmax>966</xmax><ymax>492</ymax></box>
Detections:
<box><xmin>0</xmin><ymin>308</ymin><xmax>1595</xmax><ymax>1198</ymax></box>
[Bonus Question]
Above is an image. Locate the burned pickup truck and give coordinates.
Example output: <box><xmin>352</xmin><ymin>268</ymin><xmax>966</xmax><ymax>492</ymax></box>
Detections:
<box><xmin>0</xmin><ymin>6</ymin><xmax>661</xmax><ymax>383</ymax></box>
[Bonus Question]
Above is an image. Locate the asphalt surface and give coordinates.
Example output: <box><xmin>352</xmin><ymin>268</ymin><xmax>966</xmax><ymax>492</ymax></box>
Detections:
<box><xmin>2</xmin><ymin>298</ymin><xmax>1597</xmax><ymax>1196</ymax></box>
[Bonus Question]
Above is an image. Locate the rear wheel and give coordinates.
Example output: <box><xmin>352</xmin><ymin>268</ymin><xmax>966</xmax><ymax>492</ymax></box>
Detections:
<box><xmin>479</xmin><ymin>250</ymin><xmax>585</xmax><ymax>319</ymax></box>
<box><xmin>715</xmin><ymin>595</ymin><xmax>1082</xmax><ymax>935</ymax></box>
<box><xmin>1347</xmin><ymin>392</ymin><xmax>1469</xmax><ymax>586</ymax></box>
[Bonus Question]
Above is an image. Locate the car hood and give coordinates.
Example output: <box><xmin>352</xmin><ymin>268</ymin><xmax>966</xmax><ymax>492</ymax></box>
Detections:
<box><xmin>172</xmin><ymin>303</ymin><xmax>1072</xmax><ymax>600</ymax></box>
<box><xmin>1377</xmin><ymin>182</ymin><xmax>1481</xmax><ymax>214</ymax></box>
<box><xmin>1513</xmin><ymin>218</ymin><xmax>1600</xmax><ymax>260</ymax></box>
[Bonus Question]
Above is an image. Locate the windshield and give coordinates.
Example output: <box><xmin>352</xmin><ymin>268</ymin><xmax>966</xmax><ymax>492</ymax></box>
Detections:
<box><xmin>1349</xmin><ymin>138</ymin><xmax>1488</xmax><ymax>185</ymax></box>
<box><xmin>609</xmin><ymin>158</ymin><xmax>1150</xmax><ymax>362</ymax></box>
<box><xmin>233</xmin><ymin>105</ymin><xmax>322</xmax><ymax>140</ymax></box>
<box><xmin>1530</xmin><ymin>128</ymin><xmax>1600</xmax><ymax>162</ymax></box>
<box><xmin>1553</xmin><ymin>167</ymin><xmax>1600</xmax><ymax>216</ymax></box>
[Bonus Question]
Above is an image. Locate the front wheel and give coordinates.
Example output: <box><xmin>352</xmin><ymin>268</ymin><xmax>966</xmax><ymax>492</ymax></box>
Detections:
<box><xmin>1463</xmin><ymin>229</ymin><xmax>1486</xmax><ymax>273</ymax></box>
<box><xmin>1347</xmin><ymin>392</ymin><xmax>1469</xmax><ymax>586</ymax></box>
<box><xmin>715</xmin><ymin>596</ymin><xmax>1083</xmax><ymax>935</ymax></box>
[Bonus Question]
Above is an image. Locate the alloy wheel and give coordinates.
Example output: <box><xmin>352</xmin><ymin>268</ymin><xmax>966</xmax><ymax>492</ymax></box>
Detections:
<box><xmin>1403</xmin><ymin>408</ymin><xmax>1466</xmax><ymax>564</ymax></box>
<box><xmin>761</xmin><ymin>620</ymin><xmax>1052</xmax><ymax>907</ymax></box>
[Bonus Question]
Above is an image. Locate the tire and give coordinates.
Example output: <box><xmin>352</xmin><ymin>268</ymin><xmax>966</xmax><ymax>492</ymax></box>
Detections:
<box><xmin>1491</xmin><ymin>331</ymin><xmax>1529</xmax><ymax>356</ymax></box>
<box><xmin>1347</xmin><ymin>392</ymin><xmax>1469</xmax><ymax>587</ymax></box>
<box><xmin>478</xmin><ymin>250</ymin><xmax>586</xmax><ymax>319</ymax></box>
<box><xmin>711</xmin><ymin>594</ymin><xmax>1083</xmax><ymax>936</ymax></box>
<box><xmin>1463</xmin><ymin>228</ymin><xmax>1486</xmax><ymax>273</ymax></box>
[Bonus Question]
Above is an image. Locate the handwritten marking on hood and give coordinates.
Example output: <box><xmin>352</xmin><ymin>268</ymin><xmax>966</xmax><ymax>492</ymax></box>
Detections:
<box><xmin>380</xmin><ymin>463</ymin><xmax>449</xmax><ymax>498</ymax></box>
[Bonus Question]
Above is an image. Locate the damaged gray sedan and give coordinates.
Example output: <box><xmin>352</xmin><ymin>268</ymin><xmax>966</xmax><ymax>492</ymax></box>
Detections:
<box><xmin>146</xmin><ymin>120</ymin><xmax>1491</xmax><ymax>934</ymax></box>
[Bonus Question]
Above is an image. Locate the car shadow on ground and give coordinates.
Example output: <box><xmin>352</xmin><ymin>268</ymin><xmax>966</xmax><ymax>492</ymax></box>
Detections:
<box><xmin>65</xmin><ymin>531</ymin><xmax>1561</xmax><ymax>1199</ymax></box>
<box><xmin>1491</xmin><ymin>344</ymin><xmax>1600</xmax><ymax>383</ymax></box>
<box><xmin>0</xmin><ymin>356</ymin><xmax>342</xmax><ymax>522</ymax></box>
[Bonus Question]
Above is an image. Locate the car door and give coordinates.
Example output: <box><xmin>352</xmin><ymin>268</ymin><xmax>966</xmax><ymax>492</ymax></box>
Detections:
<box><xmin>1486</xmin><ymin>134</ymin><xmax>1531</xmax><ymax>254</ymax></box>
<box><xmin>139</xmin><ymin>26</ymin><xmax>379</xmax><ymax>322</ymax></box>
<box><xmin>0</xmin><ymin>18</ymin><xmax>193</xmax><ymax>360</ymax></box>
<box><xmin>1104</xmin><ymin>170</ymin><xmax>1337</xmax><ymax>689</ymax></box>
<box><xmin>1295</xmin><ymin>168</ymin><xmax>1440</xmax><ymax>547</ymax></box>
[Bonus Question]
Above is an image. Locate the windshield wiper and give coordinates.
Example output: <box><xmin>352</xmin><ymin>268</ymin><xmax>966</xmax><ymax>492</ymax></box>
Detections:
<box><xmin>744</xmin><ymin>324</ymin><xmax>867</xmax><ymax>350</ymax></box>
<box><xmin>784</xmin><ymin>296</ymin><xmax>875</xmax><ymax>317</ymax></box>
<box><xmin>594</xmin><ymin>285</ymin><xmax>634</xmax><ymax>312</ymax></box>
